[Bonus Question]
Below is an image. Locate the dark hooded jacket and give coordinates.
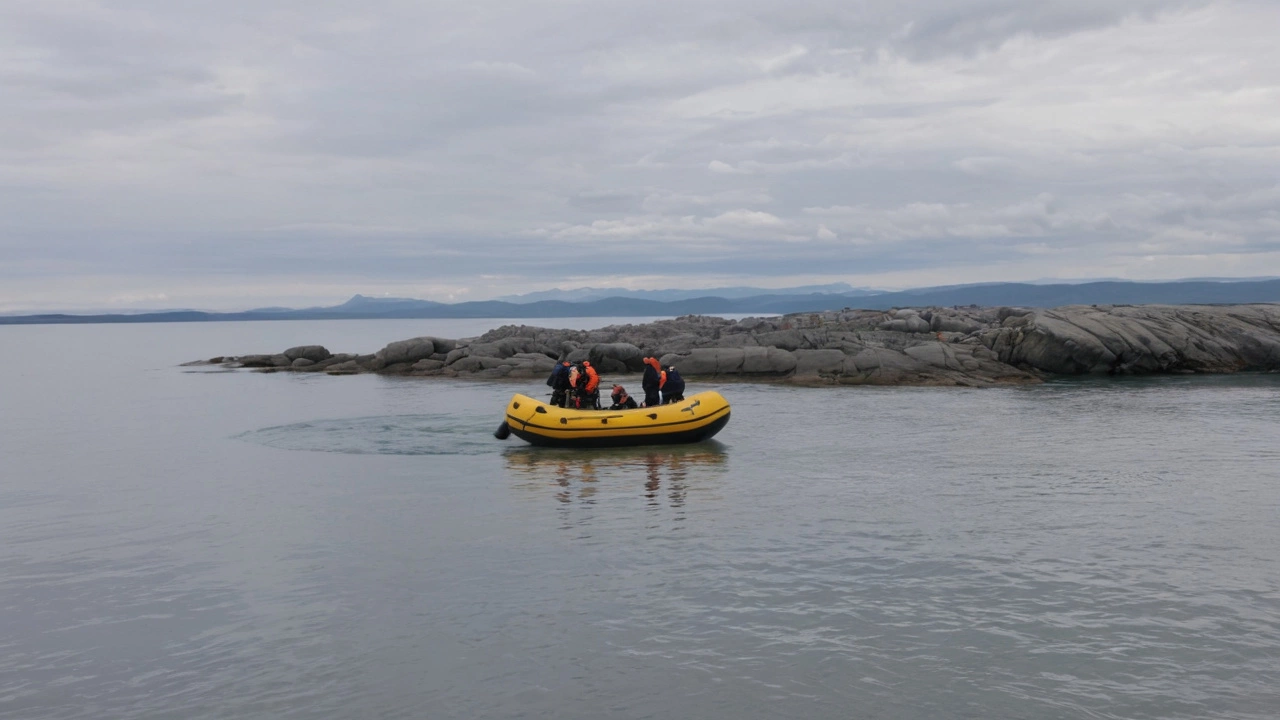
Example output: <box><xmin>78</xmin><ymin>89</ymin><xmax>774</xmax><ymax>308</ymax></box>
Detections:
<box><xmin>662</xmin><ymin>368</ymin><xmax>685</xmax><ymax>400</ymax></box>
<box><xmin>546</xmin><ymin>361</ymin><xmax>572</xmax><ymax>390</ymax></box>
<box><xmin>641</xmin><ymin>357</ymin><xmax>665</xmax><ymax>395</ymax></box>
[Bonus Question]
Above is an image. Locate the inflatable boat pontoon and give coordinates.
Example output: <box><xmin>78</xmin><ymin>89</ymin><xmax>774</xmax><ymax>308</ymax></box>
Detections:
<box><xmin>496</xmin><ymin>391</ymin><xmax>730</xmax><ymax>448</ymax></box>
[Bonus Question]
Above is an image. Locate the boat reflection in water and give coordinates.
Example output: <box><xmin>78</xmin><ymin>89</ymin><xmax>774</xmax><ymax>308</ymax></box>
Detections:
<box><xmin>503</xmin><ymin>442</ymin><xmax>728</xmax><ymax>510</ymax></box>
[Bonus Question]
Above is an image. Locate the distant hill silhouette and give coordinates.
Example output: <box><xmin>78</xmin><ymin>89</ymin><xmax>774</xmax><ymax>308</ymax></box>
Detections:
<box><xmin>494</xmin><ymin>282</ymin><xmax>871</xmax><ymax>303</ymax></box>
<box><xmin>3</xmin><ymin>280</ymin><xmax>1278</xmax><ymax>325</ymax></box>
<box><xmin>853</xmin><ymin>280</ymin><xmax>1280</xmax><ymax>309</ymax></box>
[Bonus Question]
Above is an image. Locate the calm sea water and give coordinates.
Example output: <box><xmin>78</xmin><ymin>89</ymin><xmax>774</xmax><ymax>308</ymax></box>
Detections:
<box><xmin>1</xmin><ymin>318</ymin><xmax>1278</xmax><ymax>720</ymax></box>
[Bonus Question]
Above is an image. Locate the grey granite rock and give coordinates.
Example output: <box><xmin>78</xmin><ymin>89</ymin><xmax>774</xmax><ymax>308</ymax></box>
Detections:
<box><xmin>658</xmin><ymin>348</ymin><xmax>745</xmax><ymax>375</ymax></box>
<box><xmin>284</xmin><ymin>345</ymin><xmax>331</xmax><ymax>363</ymax></box>
<box><xmin>741</xmin><ymin>346</ymin><xmax>797</xmax><ymax>374</ymax></box>
<box><xmin>199</xmin><ymin>303</ymin><xmax>1280</xmax><ymax>386</ymax></box>
<box><xmin>236</xmin><ymin>354</ymin><xmax>276</xmax><ymax>368</ymax></box>
<box><xmin>753</xmin><ymin>329</ymin><xmax>806</xmax><ymax>351</ymax></box>
<box><xmin>375</xmin><ymin>337</ymin><xmax>439</xmax><ymax>367</ymax></box>
<box><xmin>588</xmin><ymin>343</ymin><xmax>644</xmax><ymax>372</ymax></box>
<box><xmin>325</xmin><ymin>361</ymin><xmax>361</xmax><ymax>375</ymax></box>
<box><xmin>793</xmin><ymin>349</ymin><xmax>847</xmax><ymax>377</ymax></box>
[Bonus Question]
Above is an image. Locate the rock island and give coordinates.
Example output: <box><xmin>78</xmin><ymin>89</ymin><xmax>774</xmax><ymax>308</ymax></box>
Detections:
<box><xmin>188</xmin><ymin>304</ymin><xmax>1280</xmax><ymax>386</ymax></box>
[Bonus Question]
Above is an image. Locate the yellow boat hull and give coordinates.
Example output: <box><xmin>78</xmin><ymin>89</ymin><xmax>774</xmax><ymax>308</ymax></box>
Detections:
<box><xmin>502</xmin><ymin>391</ymin><xmax>730</xmax><ymax>448</ymax></box>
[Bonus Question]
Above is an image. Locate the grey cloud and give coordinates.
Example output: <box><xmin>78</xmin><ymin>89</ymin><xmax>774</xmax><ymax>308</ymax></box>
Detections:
<box><xmin>0</xmin><ymin>0</ymin><xmax>1277</xmax><ymax>310</ymax></box>
<box><xmin>891</xmin><ymin>0</ymin><xmax>1206</xmax><ymax>57</ymax></box>
<box><xmin>567</xmin><ymin>192</ymin><xmax>644</xmax><ymax>213</ymax></box>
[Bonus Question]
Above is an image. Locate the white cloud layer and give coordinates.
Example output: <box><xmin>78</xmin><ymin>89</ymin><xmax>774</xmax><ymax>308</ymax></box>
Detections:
<box><xmin>1</xmin><ymin>0</ymin><xmax>1278</xmax><ymax>310</ymax></box>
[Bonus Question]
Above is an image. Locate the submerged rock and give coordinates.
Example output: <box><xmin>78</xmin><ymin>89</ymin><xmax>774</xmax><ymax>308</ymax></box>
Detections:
<box><xmin>192</xmin><ymin>304</ymin><xmax>1280</xmax><ymax>386</ymax></box>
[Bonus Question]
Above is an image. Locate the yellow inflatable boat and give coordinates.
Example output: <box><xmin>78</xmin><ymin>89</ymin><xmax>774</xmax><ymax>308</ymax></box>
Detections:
<box><xmin>496</xmin><ymin>391</ymin><xmax>731</xmax><ymax>448</ymax></box>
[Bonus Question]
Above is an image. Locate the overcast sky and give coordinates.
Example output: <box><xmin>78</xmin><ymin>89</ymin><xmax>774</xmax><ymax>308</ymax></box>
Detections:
<box><xmin>2</xmin><ymin>0</ymin><xmax>1277</xmax><ymax>310</ymax></box>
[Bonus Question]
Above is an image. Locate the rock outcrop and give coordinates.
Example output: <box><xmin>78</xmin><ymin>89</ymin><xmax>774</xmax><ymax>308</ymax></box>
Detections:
<box><xmin>186</xmin><ymin>304</ymin><xmax>1280</xmax><ymax>386</ymax></box>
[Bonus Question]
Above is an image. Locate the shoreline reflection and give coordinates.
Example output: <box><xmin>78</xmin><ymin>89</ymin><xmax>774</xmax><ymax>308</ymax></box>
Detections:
<box><xmin>503</xmin><ymin>442</ymin><xmax>728</xmax><ymax>510</ymax></box>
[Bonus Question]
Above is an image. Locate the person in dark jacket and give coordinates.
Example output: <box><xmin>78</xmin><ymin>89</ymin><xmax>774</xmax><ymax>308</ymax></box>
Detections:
<box><xmin>662</xmin><ymin>366</ymin><xmax>685</xmax><ymax>404</ymax></box>
<box><xmin>546</xmin><ymin>360</ymin><xmax>572</xmax><ymax>407</ymax></box>
<box><xmin>641</xmin><ymin>356</ymin><xmax>665</xmax><ymax>407</ymax></box>
<box><xmin>609</xmin><ymin>384</ymin><xmax>638</xmax><ymax>410</ymax></box>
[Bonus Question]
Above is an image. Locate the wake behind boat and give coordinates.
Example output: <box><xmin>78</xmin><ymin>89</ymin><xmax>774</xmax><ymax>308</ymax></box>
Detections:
<box><xmin>495</xmin><ymin>391</ymin><xmax>731</xmax><ymax>448</ymax></box>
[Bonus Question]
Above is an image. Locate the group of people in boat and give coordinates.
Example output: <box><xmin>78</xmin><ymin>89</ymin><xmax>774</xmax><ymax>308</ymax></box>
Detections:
<box><xmin>545</xmin><ymin>356</ymin><xmax>685</xmax><ymax>410</ymax></box>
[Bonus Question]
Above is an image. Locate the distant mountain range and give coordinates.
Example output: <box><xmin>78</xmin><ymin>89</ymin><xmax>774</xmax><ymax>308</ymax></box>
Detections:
<box><xmin>3</xmin><ymin>279</ymin><xmax>1279</xmax><ymax>325</ymax></box>
<box><xmin>494</xmin><ymin>282</ymin><xmax>875</xmax><ymax>303</ymax></box>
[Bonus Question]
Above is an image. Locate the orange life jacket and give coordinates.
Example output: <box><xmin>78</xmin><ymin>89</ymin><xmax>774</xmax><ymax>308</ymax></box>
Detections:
<box><xmin>583</xmin><ymin>362</ymin><xmax>599</xmax><ymax>392</ymax></box>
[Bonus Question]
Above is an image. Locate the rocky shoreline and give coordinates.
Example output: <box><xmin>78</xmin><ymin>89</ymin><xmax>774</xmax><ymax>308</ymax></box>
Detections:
<box><xmin>186</xmin><ymin>304</ymin><xmax>1280</xmax><ymax>387</ymax></box>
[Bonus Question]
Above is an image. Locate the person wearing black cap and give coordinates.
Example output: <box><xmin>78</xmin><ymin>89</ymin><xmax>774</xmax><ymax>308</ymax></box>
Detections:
<box><xmin>545</xmin><ymin>360</ymin><xmax>572</xmax><ymax>407</ymax></box>
<box><xmin>662</xmin><ymin>366</ymin><xmax>685</xmax><ymax>404</ymax></box>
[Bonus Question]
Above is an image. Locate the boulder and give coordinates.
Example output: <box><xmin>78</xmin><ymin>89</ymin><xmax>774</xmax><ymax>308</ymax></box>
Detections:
<box><xmin>325</xmin><ymin>361</ymin><xmax>362</xmax><ymax>375</ymax></box>
<box><xmin>510</xmin><ymin>352</ymin><xmax>558</xmax><ymax>368</ymax></box>
<box><xmin>451</xmin><ymin>355</ymin><xmax>506</xmax><ymax>373</ymax></box>
<box><xmin>466</xmin><ymin>337</ymin><xmax>548</xmax><ymax>359</ymax></box>
<box><xmin>753</xmin><ymin>329</ymin><xmax>807</xmax><ymax>351</ymax></box>
<box><xmin>998</xmin><ymin>307</ymin><xmax>1034</xmax><ymax>321</ymax></box>
<box><xmin>375</xmin><ymin>337</ymin><xmax>439</xmax><ymax>366</ymax></box>
<box><xmin>843</xmin><ymin>349</ymin><xmax>932</xmax><ymax>383</ymax></box>
<box><xmin>877</xmin><ymin>316</ymin><xmax>931</xmax><ymax>333</ymax></box>
<box><xmin>993</xmin><ymin>306</ymin><xmax>1280</xmax><ymax>376</ymax></box>
<box><xmin>589</xmin><ymin>357</ymin><xmax>627</xmax><ymax>374</ymax></box>
<box><xmin>903</xmin><ymin>343</ymin><xmax>947</xmax><ymax>369</ymax></box>
<box><xmin>304</xmin><ymin>354</ymin><xmax>355</xmax><ymax>371</ymax></box>
<box><xmin>741</xmin><ymin>346</ymin><xmax>797</xmax><ymax>374</ymax></box>
<box><xmin>736</xmin><ymin>317</ymin><xmax>776</xmax><ymax>332</ymax></box>
<box><xmin>284</xmin><ymin>345</ymin><xmax>331</xmax><ymax>363</ymax></box>
<box><xmin>659</xmin><ymin>348</ymin><xmax>744</xmax><ymax>375</ymax></box>
<box><xmin>290</xmin><ymin>358</ymin><xmax>315</xmax><ymax>369</ymax></box>
<box><xmin>1005</xmin><ymin>312</ymin><xmax>1117</xmax><ymax>374</ymax></box>
<box><xmin>716</xmin><ymin>333</ymin><xmax>760</xmax><ymax>348</ymax></box>
<box><xmin>792</xmin><ymin>349</ymin><xmax>847</xmax><ymax>377</ymax></box>
<box><xmin>588</xmin><ymin>343</ymin><xmax>644</xmax><ymax>372</ymax></box>
<box><xmin>930</xmin><ymin>315</ymin><xmax>983</xmax><ymax>333</ymax></box>
<box><xmin>659</xmin><ymin>333</ymin><xmax>708</xmax><ymax>353</ymax></box>
<box><xmin>237</xmin><ymin>354</ymin><xmax>276</xmax><ymax>368</ymax></box>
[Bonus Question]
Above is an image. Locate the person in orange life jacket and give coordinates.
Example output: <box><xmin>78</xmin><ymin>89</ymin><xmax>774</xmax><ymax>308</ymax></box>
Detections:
<box><xmin>641</xmin><ymin>357</ymin><xmax>665</xmax><ymax>407</ymax></box>
<box><xmin>567</xmin><ymin>363</ymin><xmax>582</xmax><ymax>407</ymax></box>
<box><xmin>582</xmin><ymin>361</ymin><xmax>601</xmax><ymax>408</ymax></box>
<box><xmin>609</xmin><ymin>384</ymin><xmax>638</xmax><ymax>410</ymax></box>
<box><xmin>570</xmin><ymin>361</ymin><xmax>601</xmax><ymax>409</ymax></box>
<box><xmin>661</xmin><ymin>366</ymin><xmax>685</xmax><ymax>404</ymax></box>
<box><xmin>545</xmin><ymin>360</ymin><xmax>572</xmax><ymax>407</ymax></box>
